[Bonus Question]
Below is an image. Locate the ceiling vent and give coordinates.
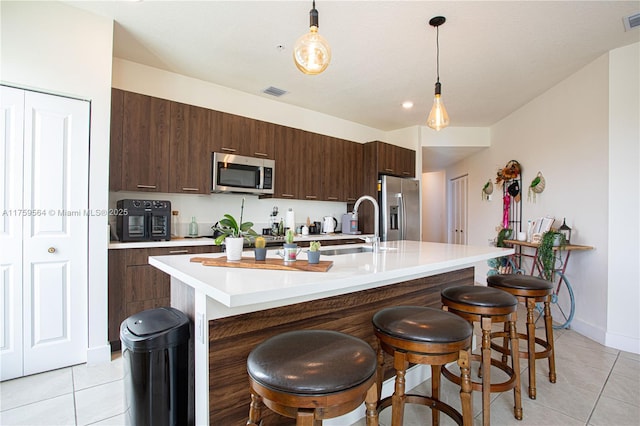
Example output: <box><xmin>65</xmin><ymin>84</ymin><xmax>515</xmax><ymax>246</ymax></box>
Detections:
<box><xmin>262</xmin><ymin>86</ymin><xmax>288</xmax><ymax>97</ymax></box>
<box><xmin>623</xmin><ymin>12</ymin><xmax>640</xmax><ymax>31</ymax></box>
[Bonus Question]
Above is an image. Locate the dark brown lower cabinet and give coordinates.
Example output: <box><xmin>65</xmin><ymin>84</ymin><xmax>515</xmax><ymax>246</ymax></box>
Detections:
<box><xmin>108</xmin><ymin>245</ymin><xmax>218</xmax><ymax>349</ymax></box>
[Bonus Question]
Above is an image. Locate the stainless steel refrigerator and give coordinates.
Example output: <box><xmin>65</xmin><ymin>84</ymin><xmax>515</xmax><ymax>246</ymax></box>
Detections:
<box><xmin>380</xmin><ymin>175</ymin><xmax>421</xmax><ymax>241</ymax></box>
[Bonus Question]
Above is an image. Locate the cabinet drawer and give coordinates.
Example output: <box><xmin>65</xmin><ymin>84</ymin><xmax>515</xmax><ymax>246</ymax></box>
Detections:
<box><xmin>125</xmin><ymin>245</ymin><xmax>217</xmax><ymax>265</ymax></box>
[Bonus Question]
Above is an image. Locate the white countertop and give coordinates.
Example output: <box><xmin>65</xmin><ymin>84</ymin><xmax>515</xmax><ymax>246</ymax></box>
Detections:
<box><xmin>108</xmin><ymin>233</ymin><xmax>367</xmax><ymax>249</ymax></box>
<box><xmin>149</xmin><ymin>240</ymin><xmax>513</xmax><ymax>312</ymax></box>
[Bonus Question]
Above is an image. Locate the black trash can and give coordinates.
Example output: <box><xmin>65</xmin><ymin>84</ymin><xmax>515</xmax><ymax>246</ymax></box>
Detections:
<box><xmin>121</xmin><ymin>307</ymin><xmax>190</xmax><ymax>426</ymax></box>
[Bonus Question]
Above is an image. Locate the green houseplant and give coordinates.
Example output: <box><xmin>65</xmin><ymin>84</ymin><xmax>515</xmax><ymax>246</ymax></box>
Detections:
<box><xmin>212</xmin><ymin>199</ymin><xmax>258</xmax><ymax>261</ymax></box>
<box><xmin>538</xmin><ymin>231</ymin><xmax>566</xmax><ymax>280</ymax></box>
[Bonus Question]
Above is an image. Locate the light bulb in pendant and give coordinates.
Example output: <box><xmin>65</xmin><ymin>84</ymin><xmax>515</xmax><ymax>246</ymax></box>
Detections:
<box><xmin>427</xmin><ymin>82</ymin><xmax>450</xmax><ymax>131</ymax></box>
<box><xmin>293</xmin><ymin>1</ymin><xmax>331</xmax><ymax>75</ymax></box>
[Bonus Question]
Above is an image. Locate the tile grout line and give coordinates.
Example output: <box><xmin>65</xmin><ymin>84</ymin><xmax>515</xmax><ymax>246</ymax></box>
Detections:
<box><xmin>71</xmin><ymin>367</ymin><xmax>78</xmax><ymax>426</ymax></box>
<box><xmin>585</xmin><ymin>350</ymin><xmax>619</xmax><ymax>426</ymax></box>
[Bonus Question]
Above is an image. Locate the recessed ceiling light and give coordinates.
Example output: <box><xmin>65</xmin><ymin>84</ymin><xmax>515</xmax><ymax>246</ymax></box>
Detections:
<box><xmin>402</xmin><ymin>101</ymin><xmax>414</xmax><ymax>109</ymax></box>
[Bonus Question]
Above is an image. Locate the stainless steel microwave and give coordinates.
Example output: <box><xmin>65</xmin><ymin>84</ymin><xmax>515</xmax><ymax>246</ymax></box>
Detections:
<box><xmin>212</xmin><ymin>152</ymin><xmax>275</xmax><ymax>195</ymax></box>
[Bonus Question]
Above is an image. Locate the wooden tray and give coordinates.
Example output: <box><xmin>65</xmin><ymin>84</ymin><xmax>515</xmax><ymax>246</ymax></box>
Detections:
<box><xmin>190</xmin><ymin>256</ymin><xmax>333</xmax><ymax>272</ymax></box>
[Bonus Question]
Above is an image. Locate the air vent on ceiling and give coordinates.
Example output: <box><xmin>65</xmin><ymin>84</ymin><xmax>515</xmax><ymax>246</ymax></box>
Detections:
<box><xmin>623</xmin><ymin>12</ymin><xmax>640</xmax><ymax>31</ymax></box>
<box><xmin>262</xmin><ymin>86</ymin><xmax>288</xmax><ymax>97</ymax></box>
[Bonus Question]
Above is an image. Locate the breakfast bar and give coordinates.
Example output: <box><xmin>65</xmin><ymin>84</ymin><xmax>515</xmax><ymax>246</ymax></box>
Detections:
<box><xmin>149</xmin><ymin>240</ymin><xmax>513</xmax><ymax>425</ymax></box>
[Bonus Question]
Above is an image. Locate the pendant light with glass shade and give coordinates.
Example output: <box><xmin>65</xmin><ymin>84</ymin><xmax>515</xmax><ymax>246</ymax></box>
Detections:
<box><xmin>426</xmin><ymin>16</ymin><xmax>450</xmax><ymax>131</ymax></box>
<box><xmin>293</xmin><ymin>1</ymin><xmax>331</xmax><ymax>75</ymax></box>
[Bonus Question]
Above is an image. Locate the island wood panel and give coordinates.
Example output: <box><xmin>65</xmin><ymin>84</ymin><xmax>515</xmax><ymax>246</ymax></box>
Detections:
<box><xmin>206</xmin><ymin>267</ymin><xmax>474</xmax><ymax>425</ymax></box>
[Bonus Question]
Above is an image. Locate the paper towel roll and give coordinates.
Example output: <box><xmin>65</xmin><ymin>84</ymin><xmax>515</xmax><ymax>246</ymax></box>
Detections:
<box><xmin>286</xmin><ymin>209</ymin><xmax>295</xmax><ymax>231</ymax></box>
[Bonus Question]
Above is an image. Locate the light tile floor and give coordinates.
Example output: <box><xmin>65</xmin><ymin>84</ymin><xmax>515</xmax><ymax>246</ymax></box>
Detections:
<box><xmin>1</xmin><ymin>305</ymin><xmax>638</xmax><ymax>425</ymax></box>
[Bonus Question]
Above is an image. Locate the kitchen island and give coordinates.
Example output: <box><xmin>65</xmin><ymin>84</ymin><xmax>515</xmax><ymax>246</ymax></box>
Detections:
<box><xmin>149</xmin><ymin>240</ymin><xmax>512</xmax><ymax>425</ymax></box>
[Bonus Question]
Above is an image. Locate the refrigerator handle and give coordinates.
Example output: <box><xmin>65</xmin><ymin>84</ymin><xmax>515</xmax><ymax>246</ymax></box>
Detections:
<box><xmin>398</xmin><ymin>193</ymin><xmax>406</xmax><ymax>240</ymax></box>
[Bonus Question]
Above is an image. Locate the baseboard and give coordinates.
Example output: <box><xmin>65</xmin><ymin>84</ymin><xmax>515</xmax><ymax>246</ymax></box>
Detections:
<box><xmin>86</xmin><ymin>343</ymin><xmax>112</xmax><ymax>365</ymax></box>
<box><xmin>605</xmin><ymin>331</ymin><xmax>640</xmax><ymax>354</ymax></box>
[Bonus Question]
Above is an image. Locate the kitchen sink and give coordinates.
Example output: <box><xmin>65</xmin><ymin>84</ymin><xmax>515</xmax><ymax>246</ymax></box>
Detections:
<box><xmin>320</xmin><ymin>246</ymin><xmax>398</xmax><ymax>256</ymax></box>
<box><xmin>320</xmin><ymin>246</ymin><xmax>374</xmax><ymax>256</ymax></box>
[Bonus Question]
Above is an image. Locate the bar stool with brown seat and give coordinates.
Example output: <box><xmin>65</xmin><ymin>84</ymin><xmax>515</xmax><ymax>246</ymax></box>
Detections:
<box><xmin>487</xmin><ymin>274</ymin><xmax>556</xmax><ymax>400</ymax></box>
<box><xmin>441</xmin><ymin>285</ymin><xmax>523</xmax><ymax>425</ymax></box>
<box><xmin>246</xmin><ymin>329</ymin><xmax>379</xmax><ymax>426</ymax></box>
<box><xmin>372</xmin><ymin>306</ymin><xmax>474</xmax><ymax>426</ymax></box>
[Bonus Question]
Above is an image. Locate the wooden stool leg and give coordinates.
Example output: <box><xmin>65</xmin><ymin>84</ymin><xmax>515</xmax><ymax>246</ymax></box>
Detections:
<box><xmin>296</xmin><ymin>409</ymin><xmax>318</xmax><ymax>426</ymax></box>
<box><xmin>247</xmin><ymin>391</ymin><xmax>262</xmax><ymax>426</ymax></box>
<box><xmin>458</xmin><ymin>349</ymin><xmax>473</xmax><ymax>426</ymax></box>
<box><xmin>392</xmin><ymin>352</ymin><xmax>408</xmax><ymax>426</ymax></box>
<box><xmin>544</xmin><ymin>297</ymin><xmax>557</xmax><ymax>383</ymax></box>
<box><xmin>365</xmin><ymin>382</ymin><xmax>379</xmax><ymax>426</ymax></box>
<box><xmin>501</xmin><ymin>321</ymin><xmax>509</xmax><ymax>364</ymax></box>
<box><xmin>526</xmin><ymin>298</ymin><xmax>537</xmax><ymax>399</ymax></box>
<box><xmin>431</xmin><ymin>364</ymin><xmax>441</xmax><ymax>426</ymax></box>
<box><xmin>481</xmin><ymin>317</ymin><xmax>492</xmax><ymax>426</ymax></box>
<box><xmin>509</xmin><ymin>314</ymin><xmax>523</xmax><ymax>420</ymax></box>
<box><xmin>376</xmin><ymin>345</ymin><xmax>385</xmax><ymax>402</ymax></box>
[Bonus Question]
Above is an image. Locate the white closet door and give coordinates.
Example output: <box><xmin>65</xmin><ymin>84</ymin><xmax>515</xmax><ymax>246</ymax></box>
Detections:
<box><xmin>22</xmin><ymin>91</ymin><xmax>89</xmax><ymax>375</ymax></box>
<box><xmin>450</xmin><ymin>175</ymin><xmax>468</xmax><ymax>245</ymax></box>
<box><xmin>1</xmin><ymin>86</ymin><xmax>25</xmax><ymax>380</ymax></box>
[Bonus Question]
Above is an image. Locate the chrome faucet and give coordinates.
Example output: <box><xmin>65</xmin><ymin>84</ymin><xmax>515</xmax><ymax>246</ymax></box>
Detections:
<box><xmin>353</xmin><ymin>195</ymin><xmax>380</xmax><ymax>250</ymax></box>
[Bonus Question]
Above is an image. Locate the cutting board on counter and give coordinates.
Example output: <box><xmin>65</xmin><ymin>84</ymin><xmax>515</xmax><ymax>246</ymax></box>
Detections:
<box><xmin>190</xmin><ymin>256</ymin><xmax>333</xmax><ymax>272</ymax></box>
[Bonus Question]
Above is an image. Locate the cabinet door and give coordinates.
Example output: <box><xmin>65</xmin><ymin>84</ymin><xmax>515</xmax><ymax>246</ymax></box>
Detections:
<box><xmin>321</xmin><ymin>137</ymin><xmax>344</xmax><ymax>202</ymax></box>
<box><xmin>398</xmin><ymin>147</ymin><xmax>416</xmax><ymax>178</ymax></box>
<box><xmin>377</xmin><ymin>141</ymin><xmax>398</xmax><ymax>175</ymax></box>
<box><xmin>215</xmin><ymin>112</ymin><xmax>254</xmax><ymax>156</ymax></box>
<box><xmin>273</xmin><ymin>126</ymin><xmax>299</xmax><ymax>199</ymax></box>
<box><xmin>122</xmin><ymin>92</ymin><xmax>170</xmax><ymax>192</ymax></box>
<box><xmin>109</xmin><ymin>88</ymin><xmax>124</xmax><ymax>191</ymax></box>
<box><xmin>252</xmin><ymin>120</ymin><xmax>275</xmax><ymax>159</ymax></box>
<box><xmin>297</xmin><ymin>131</ymin><xmax>322</xmax><ymax>201</ymax></box>
<box><xmin>343</xmin><ymin>140</ymin><xmax>363</xmax><ymax>203</ymax></box>
<box><xmin>170</xmin><ymin>102</ymin><xmax>211</xmax><ymax>194</ymax></box>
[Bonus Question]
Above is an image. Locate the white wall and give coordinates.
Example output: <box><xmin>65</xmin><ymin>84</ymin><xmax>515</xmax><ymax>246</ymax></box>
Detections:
<box><xmin>1</xmin><ymin>1</ymin><xmax>114</xmax><ymax>363</ymax></box>
<box><xmin>444</xmin><ymin>45</ymin><xmax>639</xmax><ymax>352</ymax></box>
<box><xmin>607</xmin><ymin>43</ymin><xmax>640</xmax><ymax>353</ymax></box>
<box><xmin>421</xmin><ymin>171</ymin><xmax>446</xmax><ymax>242</ymax></box>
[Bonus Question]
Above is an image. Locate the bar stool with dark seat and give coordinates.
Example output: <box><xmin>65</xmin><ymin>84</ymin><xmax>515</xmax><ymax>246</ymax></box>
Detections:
<box><xmin>246</xmin><ymin>330</ymin><xmax>379</xmax><ymax>426</ymax></box>
<box><xmin>487</xmin><ymin>274</ymin><xmax>556</xmax><ymax>400</ymax></box>
<box><xmin>372</xmin><ymin>306</ymin><xmax>474</xmax><ymax>426</ymax></box>
<box><xmin>441</xmin><ymin>285</ymin><xmax>522</xmax><ymax>425</ymax></box>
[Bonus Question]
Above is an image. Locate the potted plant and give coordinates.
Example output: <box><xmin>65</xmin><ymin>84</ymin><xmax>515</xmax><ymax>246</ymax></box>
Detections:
<box><xmin>280</xmin><ymin>229</ymin><xmax>300</xmax><ymax>262</ymax></box>
<box><xmin>538</xmin><ymin>231</ymin><xmax>566</xmax><ymax>280</ymax></box>
<box><xmin>212</xmin><ymin>199</ymin><xmax>257</xmax><ymax>261</ymax></box>
<box><xmin>254</xmin><ymin>236</ymin><xmax>267</xmax><ymax>261</ymax></box>
<box><xmin>307</xmin><ymin>241</ymin><xmax>321</xmax><ymax>264</ymax></box>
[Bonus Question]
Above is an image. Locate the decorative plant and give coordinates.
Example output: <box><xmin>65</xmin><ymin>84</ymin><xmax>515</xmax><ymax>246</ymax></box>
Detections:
<box><xmin>212</xmin><ymin>198</ymin><xmax>258</xmax><ymax>245</ymax></box>
<box><xmin>538</xmin><ymin>231</ymin><xmax>566</xmax><ymax>280</ymax></box>
<box><xmin>254</xmin><ymin>236</ymin><xmax>266</xmax><ymax>249</ymax></box>
<box><xmin>309</xmin><ymin>241</ymin><xmax>321</xmax><ymax>251</ymax></box>
<box><xmin>496</xmin><ymin>228</ymin><xmax>512</xmax><ymax>248</ymax></box>
<box><xmin>284</xmin><ymin>228</ymin><xmax>295</xmax><ymax>245</ymax></box>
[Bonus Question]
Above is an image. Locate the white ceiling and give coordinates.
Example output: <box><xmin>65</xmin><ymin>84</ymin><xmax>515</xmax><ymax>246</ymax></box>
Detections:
<box><xmin>67</xmin><ymin>0</ymin><xmax>639</xmax><ymax>170</ymax></box>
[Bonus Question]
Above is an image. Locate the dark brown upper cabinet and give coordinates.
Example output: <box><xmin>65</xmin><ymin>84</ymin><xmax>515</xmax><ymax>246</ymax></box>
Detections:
<box><xmin>118</xmin><ymin>91</ymin><xmax>171</xmax><ymax>192</ymax></box>
<box><xmin>169</xmin><ymin>102</ymin><xmax>212</xmax><ymax>194</ymax></box>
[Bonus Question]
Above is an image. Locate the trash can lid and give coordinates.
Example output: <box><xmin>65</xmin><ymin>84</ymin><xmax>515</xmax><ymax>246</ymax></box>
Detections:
<box><xmin>124</xmin><ymin>307</ymin><xmax>187</xmax><ymax>337</ymax></box>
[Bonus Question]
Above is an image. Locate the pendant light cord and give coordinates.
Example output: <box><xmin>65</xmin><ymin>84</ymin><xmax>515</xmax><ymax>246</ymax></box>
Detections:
<box><xmin>435</xmin><ymin>25</ymin><xmax>440</xmax><ymax>84</ymax></box>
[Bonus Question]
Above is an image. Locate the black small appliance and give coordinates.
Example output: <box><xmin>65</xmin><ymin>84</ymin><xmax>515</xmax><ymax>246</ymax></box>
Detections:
<box><xmin>116</xmin><ymin>199</ymin><xmax>171</xmax><ymax>242</ymax></box>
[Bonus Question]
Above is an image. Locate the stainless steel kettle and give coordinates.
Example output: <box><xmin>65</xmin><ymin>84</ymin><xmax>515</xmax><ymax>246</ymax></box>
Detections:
<box><xmin>322</xmin><ymin>216</ymin><xmax>337</xmax><ymax>233</ymax></box>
